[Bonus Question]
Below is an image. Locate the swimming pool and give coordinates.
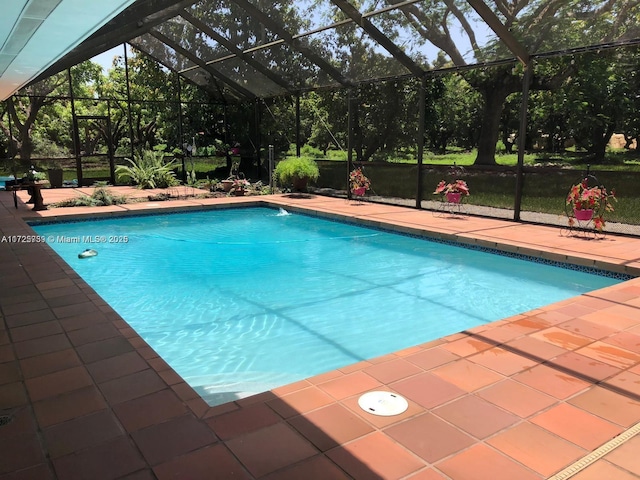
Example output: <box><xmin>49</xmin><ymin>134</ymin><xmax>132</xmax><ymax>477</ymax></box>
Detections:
<box><xmin>0</xmin><ymin>175</ymin><xmax>15</xmax><ymax>190</ymax></box>
<box><xmin>33</xmin><ymin>207</ymin><xmax>622</xmax><ymax>406</ymax></box>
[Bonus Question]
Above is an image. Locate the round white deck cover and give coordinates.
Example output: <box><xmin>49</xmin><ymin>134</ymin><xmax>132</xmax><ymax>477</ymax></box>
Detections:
<box><xmin>358</xmin><ymin>391</ymin><xmax>408</xmax><ymax>416</ymax></box>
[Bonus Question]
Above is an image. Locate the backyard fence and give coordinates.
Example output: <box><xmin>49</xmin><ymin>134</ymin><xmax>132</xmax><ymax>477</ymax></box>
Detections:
<box><xmin>311</xmin><ymin>161</ymin><xmax>640</xmax><ymax>237</ymax></box>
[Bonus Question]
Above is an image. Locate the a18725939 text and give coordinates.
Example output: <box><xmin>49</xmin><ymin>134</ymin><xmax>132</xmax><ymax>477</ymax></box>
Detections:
<box><xmin>1</xmin><ymin>235</ymin><xmax>129</xmax><ymax>244</ymax></box>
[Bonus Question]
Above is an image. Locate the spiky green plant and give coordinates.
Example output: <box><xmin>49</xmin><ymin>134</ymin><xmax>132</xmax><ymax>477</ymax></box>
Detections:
<box><xmin>53</xmin><ymin>187</ymin><xmax>128</xmax><ymax>207</ymax></box>
<box><xmin>116</xmin><ymin>150</ymin><xmax>179</xmax><ymax>189</ymax></box>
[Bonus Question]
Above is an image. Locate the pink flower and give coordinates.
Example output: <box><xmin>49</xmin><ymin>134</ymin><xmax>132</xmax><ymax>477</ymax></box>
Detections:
<box><xmin>566</xmin><ymin>178</ymin><xmax>616</xmax><ymax>231</ymax></box>
<box><xmin>433</xmin><ymin>179</ymin><xmax>469</xmax><ymax>195</ymax></box>
<box><xmin>350</xmin><ymin>168</ymin><xmax>371</xmax><ymax>194</ymax></box>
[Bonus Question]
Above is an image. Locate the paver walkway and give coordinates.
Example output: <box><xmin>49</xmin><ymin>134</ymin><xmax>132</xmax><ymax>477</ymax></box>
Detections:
<box><xmin>1</xmin><ymin>187</ymin><xmax>640</xmax><ymax>479</ymax></box>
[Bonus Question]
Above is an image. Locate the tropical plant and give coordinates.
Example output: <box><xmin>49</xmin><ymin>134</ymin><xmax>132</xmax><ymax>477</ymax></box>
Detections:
<box><xmin>116</xmin><ymin>150</ymin><xmax>179</xmax><ymax>189</ymax></box>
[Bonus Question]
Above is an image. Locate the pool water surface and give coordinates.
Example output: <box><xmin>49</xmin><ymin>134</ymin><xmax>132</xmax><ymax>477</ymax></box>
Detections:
<box><xmin>33</xmin><ymin>207</ymin><xmax>622</xmax><ymax>405</ymax></box>
<box><xmin>0</xmin><ymin>175</ymin><xmax>15</xmax><ymax>190</ymax></box>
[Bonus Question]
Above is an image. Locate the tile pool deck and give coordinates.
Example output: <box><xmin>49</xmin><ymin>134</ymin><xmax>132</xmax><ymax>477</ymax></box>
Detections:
<box><xmin>2</xmin><ymin>187</ymin><xmax>640</xmax><ymax>480</ymax></box>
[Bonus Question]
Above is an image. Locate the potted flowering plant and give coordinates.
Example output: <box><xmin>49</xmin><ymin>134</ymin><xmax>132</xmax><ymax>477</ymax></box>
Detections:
<box><xmin>566</xmin><ymin>178</ymin><xmax>615</xmax><ymax>231</ymax></box>
<box><xmin>349</xmin><ymin>168</ymin><xmax>371</xmax><ymax>197</ymax></box>
<box><xmin>434</xmin><ymin>179</ymin><xmax>469</xmax><ymax>204</ymax></box>
<box><xmin>220</xmin><ymin>176</ymin><xmax>236</xmax><ymax>192</ymax></box>
<box><xmin>229</xmin><ymin>178</ymin><xmax>250</xmax><ymax>196</ymax></box>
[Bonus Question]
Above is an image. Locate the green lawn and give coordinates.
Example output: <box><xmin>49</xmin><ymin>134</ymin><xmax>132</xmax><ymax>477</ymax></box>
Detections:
<box><xmin>4</xmin><ymin>148</ymin><xmax>638</xmax><ymax>226</ymax></box>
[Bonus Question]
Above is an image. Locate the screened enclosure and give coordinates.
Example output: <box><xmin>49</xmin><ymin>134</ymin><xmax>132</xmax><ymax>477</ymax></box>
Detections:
<box><xmin>2</xmin><ymin>0</ymin><xmax>640</xmax><ymax>233</ymax></box>
<box><xmin>33</xmin><ymin>0</ymin><xmax>640</xmax><ymax>101</ymax></box>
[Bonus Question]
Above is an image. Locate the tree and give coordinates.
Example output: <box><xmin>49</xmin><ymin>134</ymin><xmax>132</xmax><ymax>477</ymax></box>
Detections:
<box><xmin>306</xmin><ymin>1</ymin><xmax>426</xmax><ymax>161</ymax></box>
<box><xmin>357</xmin><ymin>80</ymin><xmax>417</xmax><ymax>162</ymax></box>
<box><xmin>617</xmin><ymin>49</ymin><xmax>640</xmax><ymax>149</ymax></box>
<box><xmin>430</xmin><ymin>74</ymin><xmax>482</xmax><ymax>152</ymax></box>
<box><xmin>382</xmin><ymin>0</ymin><xmax>640</xmax><ymax>164</ymax></box>
<box><xmin>523</xmin><ymin>50</ymin><xmax>640</xmax><ymax>161</ymax></box>
<box><xmin>1</xmin><ymin>72</ymin><xmax>67</xmax><ymax>165</ymax></box>
<box><xmin>102</xmin><ymin>53</ymin><xmax>177</xmax><ymax>153</ymax></box>
<box><xmin>0</xmin><ymin>60</ymin><xmax>107</xmax><ymax>172</ymax></box>
<box><xmin>562</xmin><ymin>51</ymin><xmax>635</xmax><ymax>161</ymax></box>
<box><xmin>306</xmin><ymin>90</ymin><xmax>348</xmax><ymax>155</ymax></box>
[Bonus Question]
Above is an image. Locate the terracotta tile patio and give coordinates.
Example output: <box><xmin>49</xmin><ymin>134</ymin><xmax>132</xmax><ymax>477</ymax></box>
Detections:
<box><xmin>1</xmin><ymin>186</ymin><xmax>640</xmax><ymax>479</ymax></box>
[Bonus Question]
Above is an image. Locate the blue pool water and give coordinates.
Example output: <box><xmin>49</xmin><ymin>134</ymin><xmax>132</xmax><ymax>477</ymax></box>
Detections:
<box><xmin>33</xmin><ymin>207</ymin><xmax>622</xmax><ymax>405</ymax></box>
<box><xmin>0</xmin><ymin>175</ymin><xmax>15</xmax><ymax>190</ymax></box>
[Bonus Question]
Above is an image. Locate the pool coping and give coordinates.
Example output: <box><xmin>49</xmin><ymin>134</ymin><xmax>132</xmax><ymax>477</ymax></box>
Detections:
<box><xmin>23</xmin><ymin>196</ymin><xmax>640</xmax><ymax>279</ymax></box>
<box><xmin>3</xmin><ymin>190</ymin><xmax>640</xmax><ymax>479</ymax></box>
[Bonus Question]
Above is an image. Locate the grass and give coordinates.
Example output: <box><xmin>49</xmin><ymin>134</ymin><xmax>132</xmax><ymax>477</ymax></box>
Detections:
<box><xmin>33</xmin><ymin>157</ymin><xmax>230</xmax><ymax>184</ymax></box>
<box><xmin>3</xmin><ymin>147</ymin><xmax>639</xmax><ymax>226</ymax></box>
<box><xmin>308</xmin><ymin>145</ymin><xmax>640</xmax><ymax>171</ymax></box>
<box><xmin>315</xmin><ymin>158</ymin><xmax>640</xmax><ymax>226</ymax></box>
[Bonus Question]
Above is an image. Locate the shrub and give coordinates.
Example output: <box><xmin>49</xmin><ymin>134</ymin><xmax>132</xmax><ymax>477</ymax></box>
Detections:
<box><xmin>273</xmin><ymin>157</ymin><xmax>320</xmax><ymax>185</ymax></box>
<box><xmin>116</xmin><ymin>150</ymin><xmax>179</xmax><ymax>189</ymax></box>
<box><xmin>300</xmin><ymin>144</ymin><xmax>325</xmax><ymax>158</ymax></box>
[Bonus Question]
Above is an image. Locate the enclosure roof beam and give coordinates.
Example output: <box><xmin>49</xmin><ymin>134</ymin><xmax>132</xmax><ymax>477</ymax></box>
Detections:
<box><xmin>29</xmin><ymin>0</ymin><xmax>199</xmax><ymax>86</ymax></box>
<box><xmin>148</xmin><ymin>30</ymin><xmax>256</xmax><ymax>100</ymax></box>
<box><xmin>229</xmin><ymin>0</ymin><xmax>350</xmax><ymax>87</ymax></box>
<box><xmin>329</xmin><ymin>0</ymin><xmax>425</xmax><ymax>78</ymax></box>
<box><xmin>178</xmin><ymin>10</ymin><xmax>295</xmax><ymax>93</ymax></box>
<box><xmin>127</xmin><ymin>42</ymin><xmax>231</xmax><ymax>102</ymax></box>
<box><xmin>465</xmin><ymin>0</ymin><xmax>530</xmax><ymax>65</ymax></box>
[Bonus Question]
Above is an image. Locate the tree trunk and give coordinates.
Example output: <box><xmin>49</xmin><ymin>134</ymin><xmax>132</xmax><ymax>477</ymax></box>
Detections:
<box><xmin>19</xmin><ymin>135</ymin><xmax>35</xmax><ymax>163</ymax></box>
<box><xmin>466</xmin><ymin>67</ymin><xmax>529</xmax><ymax>166</ymax></box>
<box><xmin>225</xmin><ymin>151</ymin><xmax>232</xmax><ymax>171</ymax></box>
<box><xmin>588</xmin><ymin>123</ymin><xmax>615</xmax><ymax>161</ymax></box>
<box><xmin>362</xmin><ymin>135</ymin><xmax>382</xmax><ymax>162</ymax></box>
<box><xmin>6</xmin><ymin>92</ymin><xmax>49</xmax><ymax>164</ymax></box>
<box><xmin>475</xmin><ymin>85</ymin><xmax>511</xmax><ymax>165</ymax></box>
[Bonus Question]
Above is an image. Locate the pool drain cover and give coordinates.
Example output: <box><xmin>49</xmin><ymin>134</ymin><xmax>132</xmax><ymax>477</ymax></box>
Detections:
<box><xmin>358</xmin><ymin>391</ymin><xmax>408</xmax><ymax>416</ymax></box>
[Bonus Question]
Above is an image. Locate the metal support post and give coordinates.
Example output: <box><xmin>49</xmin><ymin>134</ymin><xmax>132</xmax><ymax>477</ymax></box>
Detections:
<box><xmin>514</xmin><ymin>63</ymin><xmax>532</xmax><ymax>221</ymax></box>
<box><xmin>268</xmin><ymin>144</ymin><xmax>275</xmax><ymax>191</ymax></box>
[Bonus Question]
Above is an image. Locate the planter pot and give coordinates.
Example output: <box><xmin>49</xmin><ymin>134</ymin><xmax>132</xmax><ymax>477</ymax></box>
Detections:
<box><xmin>446</xmin><ymin>192</ymin><xmax>462</xmax><ymax>204</ymax></box>
<box><xmin>232</xmin><ymin>189</ymin><xmax>245</xmax><ymax>196</ymax></box>
<box><xmin>23</xmin><ymin>182</ymin><xmax>47</xmax><ymax>210</ymax></box>
<box><xmin>292</xmin><ymin>176</ymin><xmax>309</xmax><ymax>192</ymax></box>
<box><xmin>352</xmin><ymin>186</ymin><xmax>366</xmax><ymax>196</ymax></box>
<box><xmin>221</xmin><ymin>179</ymin><xmax>234</xmax><ymax>192</ymax></box>
<box><xmin>47</xmin><ymin>168</ymin><xmax>63</xmax><ymax>188</ymax></box>
<box><xmin>574</xmin><ymin>208</ymin><xmax>594</xmax><ymax>221</ymax></box>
